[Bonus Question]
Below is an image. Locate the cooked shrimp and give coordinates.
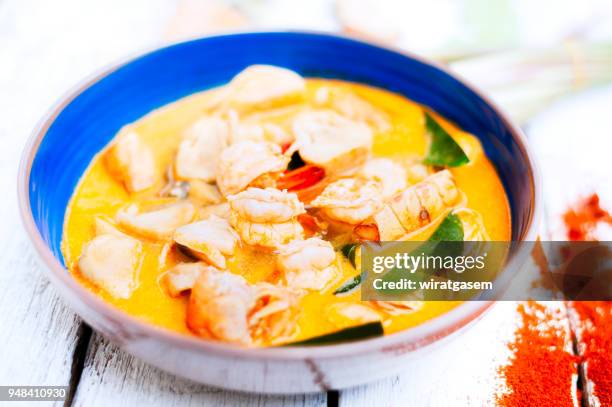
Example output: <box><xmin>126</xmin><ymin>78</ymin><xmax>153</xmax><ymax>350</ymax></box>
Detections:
<box><xmin>225</xmin><ymin>65</ymin><xmax>306</xmax><ymax>112</ymax></box>
<box><xmin>249</xmin><ymin>282</ymin><xmax>301</xmax><ymax>345</ymax></box>
<box><xmin>291</xmin><ymin>110</ymin><xmax>372</xmax><ymax>175</ymax></box>
<box><xmin>358</xmin><ymin>158</ymin><xmax>407</xmax><ymax>199</ymax></box>
<box><xmin>277</xmin><ymin>238</ymin><xmax>338</xmax><ymax>291</ymax></box>
<box><xmin>161</xmin><ymin>262</ymin><xmax>206</xmax><ymax>297</ymax></box>
<box><xmin>187</xmin><ymin>267</ymin><xmax>256</xmax><ymax>345</ymax></box>
<box><xmin>78</xmin><ymin>234</ymin><xmax>143</xmax><ymax>299</ymax></box>
<box><xmin>116</xmin><ymin>201</ymin><xmax>195</xmax><ymax>240</ymax></box>
<box><xmin>326</xmin><ymin>302</ymin><xmax>381</xmax><ymax>328</ymax></box>
<box><xmin>374</xmin><ymin>170</ymin><xmax>460</xmax><ymax>240</ymax></box>
<box><xmin>228</xmin><ymin>188</ymin><xmax>305</xmax><ymax>249</ymax></box>
<box><xmin>104</xmin><ymin>128</ymin><xmax>156</xmax><ymax>192</ymax></box>
<box><xmin>232</xmin><ymin>221</ymin><xmax>304</xmax><ymax>250</ymax></box>
<box><xmin>311</xmin><ymin>178</ymin><xmax>383</xmax><ymax>224</ymax></box>
<box><xmin>187</xmin><ymin>268</ymin><xmax>299</xmax><ymax>345</ymax></box>
<box><xmin>370</xmin><ymin>300</ymin><xmax>422</xmax><ymax>315</ymax></box>
<box><xmin>174</xmin><ymin>215</ymin><xmax>239</xmax><ymax>269</ymax></box>
<box><xmin>175</xmin><ymin>117</ymin><xmax>229</xmax><ymax>182</ymax></box>
<box><xmin>216</xmin><ymin>140</ymin><xmax>290</xmax><ymax>196</ymax></box>
<box><xmin>228</xmin><ymin>187</ymin><xmax>304</xmax><ymax>223</ymax></box>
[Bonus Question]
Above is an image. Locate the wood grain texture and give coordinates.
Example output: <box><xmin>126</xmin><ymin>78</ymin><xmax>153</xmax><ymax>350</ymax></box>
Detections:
<box><xmin>72</xmin><ymin>334</ymin><xmax>327</xmax><ymax>407</ymax></box>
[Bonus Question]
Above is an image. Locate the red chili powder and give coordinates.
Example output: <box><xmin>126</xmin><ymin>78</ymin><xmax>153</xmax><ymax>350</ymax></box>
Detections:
<box><xmin>563</xmin><ymin>194</ymin><xmax>612</xmax><ymax>241</ymax></box>
<box><xmin>569</xmin><ymin>301</ymin><xmax>612</xmax><ymax>406</ymax></box>
<box><xmin>497</xmin><ymin>302</ymin><xmax>578</xmax><ymax>406</ymax></box>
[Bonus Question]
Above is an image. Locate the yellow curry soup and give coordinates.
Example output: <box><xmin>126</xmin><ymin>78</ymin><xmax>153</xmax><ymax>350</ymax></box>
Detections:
<box><xmin>62</xmin><ymin>65</ymin><xmax>511</xmax><ymax>346</ymax></box>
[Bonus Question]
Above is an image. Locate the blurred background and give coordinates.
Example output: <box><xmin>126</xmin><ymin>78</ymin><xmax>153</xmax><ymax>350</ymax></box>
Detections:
<box><xmin>2</xmin><ymin>0</ymin><xmax>611</xmax><ymax>235</ymax></box>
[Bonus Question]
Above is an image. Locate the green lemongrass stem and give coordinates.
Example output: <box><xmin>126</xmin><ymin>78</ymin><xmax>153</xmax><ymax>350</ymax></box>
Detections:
<box><xmin>449</xmin><ymin>41</ymin><xmax>612</xmax><ymax>124</ymax></box>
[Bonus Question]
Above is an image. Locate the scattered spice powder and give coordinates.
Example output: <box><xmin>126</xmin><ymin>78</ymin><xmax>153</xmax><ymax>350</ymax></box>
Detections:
<box><xmin>563</xmin><ymin>193</ymin><xmax>612</xmax><ymax>241</ymax></box>
<box><xmin>497</xmin><ymin>301</ymin><xmax>578</xmax><ymax>407</ymax></box>
<box><xmin>569</xmin><ymin>301</ymin><xmax>612</xmax><ymax>406</ymax></box>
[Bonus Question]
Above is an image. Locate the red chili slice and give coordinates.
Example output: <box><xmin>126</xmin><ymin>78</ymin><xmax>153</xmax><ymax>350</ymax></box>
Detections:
<box><xmin>277</xmin><ymin>165</ymin><xmax>325</xmax><ymax>191</ymax></box>
<box><xmin>353</xmin><ymin>223</ymin><xmax>380</xmax><ymax>242</ymax></box>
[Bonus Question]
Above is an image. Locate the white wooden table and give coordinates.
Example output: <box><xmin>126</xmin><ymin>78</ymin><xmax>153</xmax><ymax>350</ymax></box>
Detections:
<box><xmin>0</xmin><ymin>1</ymin><xmax>609</xmax><ymax>405</ymax></box>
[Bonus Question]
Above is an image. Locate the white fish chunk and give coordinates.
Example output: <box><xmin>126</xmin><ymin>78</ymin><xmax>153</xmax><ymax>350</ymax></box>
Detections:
<box><xmin>174</xmin><ymin>216</ymin><xmax>239</xmax><ymax>269</ymax></box>
<box><xmin>175</xmin><ymin>117</ymin><xmax>229</xmax><ymax>182</ymax></box>
<box><xmin>105</xmin><ymin>129</ymin><xmax>156</xmax><ymax>192</ymax></box>
<box><xmin>78</xmin><ymin>234</ymin><xmax>143</xmax><ymax>299</ymax></box>
<box><xmin>291</xmin><ymin>110</ymin><xmax>372</xmax><ymax>175</ymax></box>
<box><xmin>226</xmin><ymin>65</ymin><xmax>306</xmax><ymax>111</ymax></box>
<box><xmin>161</xmin><ymin>262</ymin><xmax>207</xmax><ymax>297</ymax></box>
<box><xmin>116</xmin><ymin>201</ymin><xmax>195</xmax><ymax>240</ymax></box>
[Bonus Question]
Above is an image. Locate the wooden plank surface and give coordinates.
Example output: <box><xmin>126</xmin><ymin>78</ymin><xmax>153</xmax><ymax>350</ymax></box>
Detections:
<box><xmin>72</xmin><ymin>334</ymin><xmax>326</xmax><ymax>407</ymax></box>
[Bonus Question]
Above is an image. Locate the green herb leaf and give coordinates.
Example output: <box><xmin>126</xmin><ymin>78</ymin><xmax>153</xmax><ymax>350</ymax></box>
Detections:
<box><xmin>333</xmin><ymin>274</ymin><xmax>362</xmax><ymax>295</ymax></box>
<box><xmin>341</xmin><ymin>243</ymin><xmax>358</xmax><ymax>268</ymax></box>
<box><xmin>287</xmin><ymin>151</ymin><xmax>306</xmax><ymax>171</ymax></box>
<box><xmin>423</xmin><ymin>113</ymin><xmax>470</xmax><ymax>167</ymax></box>
<box><xmin>429</xmin><ymin>213</ymin><xmax>464</xmax><ymax>241</ymax></box>
<box><xmin>281</xmin><ymin>321</ymin><xmax>383</xmax><ymax>346</ymax></box>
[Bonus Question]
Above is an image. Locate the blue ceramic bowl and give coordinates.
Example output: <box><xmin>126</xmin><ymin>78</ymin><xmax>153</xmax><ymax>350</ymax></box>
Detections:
<box><xmin>18</xmin><ymin>32</ymin><xmax>540</xmax><ymax>393</ymax></box>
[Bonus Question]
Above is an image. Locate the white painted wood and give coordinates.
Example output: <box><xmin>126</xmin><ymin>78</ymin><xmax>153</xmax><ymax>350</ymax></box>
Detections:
<box><xmin>72</xmin><ymin>334</ymin><xmax>326</xmax><ymax>407</ymax></box>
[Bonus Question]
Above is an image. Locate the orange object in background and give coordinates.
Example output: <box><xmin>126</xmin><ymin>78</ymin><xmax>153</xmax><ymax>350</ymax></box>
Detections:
<box><xmin>497</xmin><ymin>302</ymin><xmax>578</xmax><ymax>407</ymax></box>
<box><xmin>563</xmin><ymin>193</ymin><xmax>612</xmax><ymax>241</ymax></box>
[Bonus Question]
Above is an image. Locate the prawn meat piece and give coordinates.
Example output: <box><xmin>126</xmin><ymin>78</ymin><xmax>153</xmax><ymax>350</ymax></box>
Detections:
<box><xmin>187</xmin><ymin>267</ymin><xmax>257</xmax><ymax>345</ymax></box>
<box><xmin>228</xmin><ymin>187</ymin><xmax>305</xmax><ymax>223</ymax></box>
<box><xmin>232</xmin><ymin>221</ymin><xmax>304</xmax><ymax>250</ymax></box>
<box><xmin>187</xmin><ymin>268</ymin><xmax>300</xmax><ymax>345</ymax></box>
<box><xmin>161</xmin><ymin>262</ymin><xmax>207</xmax><ymax>297</ymax></box>
<box><xmin>175</xmin><ymin>117</ymin><xmax>229</xmax><ymax>182</ymax></box>
<box><xmin>104</xmin><ymin>129</ymin><xmax>156</xmax><ymax>192</ymax></box>
<box><xmin>228</xmin><ymin>188</ymin><xmax>305</xmax><ymax>249</ymax></box>
<box><xmin>78</xmin><ymin>234</ymin><xmax>143</xmax><ymax>299</ymax></box>
<box><xmin>374</xmin><ymin>170</ymin><xmax>460</xmax><ymax>240</ymax></box>
<box><xmin>174</xmin><ymin>215</ymin><xmax>239</xmax><ymax>269</ymax></box>
<box><xmin>326</xmin><ymin>303</ymin><xmax>381</xmax><ymax>328</ymax></box>
<box><xmin>116</xmin><ymin>201</ymin><xmax>195</xmax><ymax>240</ymax></box>
<box><xmin>291</xmin><ymin>110</ymin><xmax>372</xmax><ymax>175</ymax></box>
<box><xmin>216</xmin><ymin>140</ymin><xmax>289</xmax><ymax>196</ymax></box>
<box><xmin>370</xmin><ymin>300</ymin><xmax>422</xmax><ymax>315</ymax></box>
<box><xmin>310</xmin><ymin>178</ymin><xmax>383</xmax><ymax>224</ymax></box>
<box><xmin>277</xmin><ymin>238</ymin><xmax>338</xmax><ymax>291</ymax></box>
<box><xmin>225</xmin><ymin>65</ymin><xmax>306</xmax><ymax>112</ymax></box>
<box><xmin>249</xmin><ymin>282</ymin><xmax>301</xmax><ymax>345</ymax></box>
<box><xmin>358</xmin><ymin>158</ymin><xmax>407</xmax><ymax>199</ymax></box>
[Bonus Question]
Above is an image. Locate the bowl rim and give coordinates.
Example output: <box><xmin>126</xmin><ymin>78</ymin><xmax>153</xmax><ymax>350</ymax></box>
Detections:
<box><xmin>17</xmin><ymin>30</ymin><xmax>541</xmax><ymax>360</ymax></box>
